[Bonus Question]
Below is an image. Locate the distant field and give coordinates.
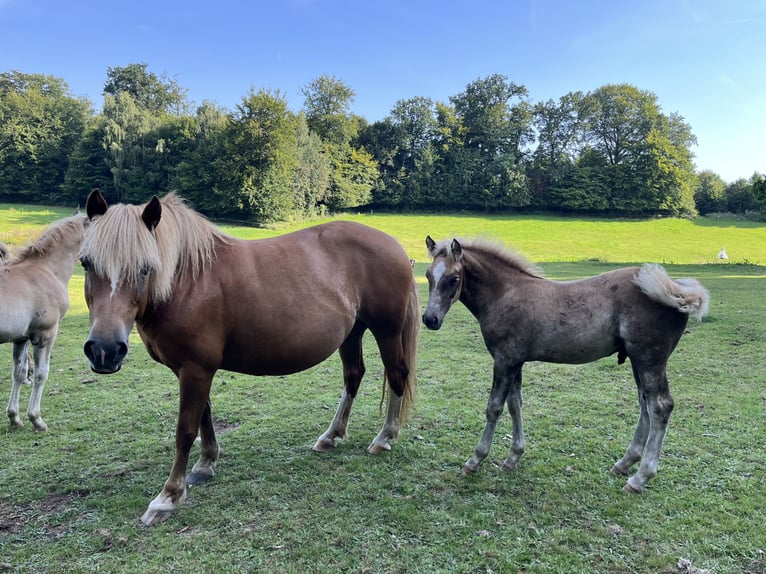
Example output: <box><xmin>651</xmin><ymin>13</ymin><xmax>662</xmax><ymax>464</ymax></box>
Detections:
<box><xmin>1</xmin><ymin>202</ymin><xmax>765</xmax><ymax>573</ymax></box>
<box><xmin>2</xmin><ymin>202</ymin><xmax>765</xmax><ymax>265</ymax></box>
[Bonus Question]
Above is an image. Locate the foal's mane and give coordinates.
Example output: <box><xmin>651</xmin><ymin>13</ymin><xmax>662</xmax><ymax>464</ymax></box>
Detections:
<box><xmin>80</xmin><ymin>193</ymin><xmax>231</xmax><ymax>302</ymax></box>
<box><xmin>8</xmin><ymin>215</ymin><xmax>86</xmax><ymax>265</ymax></box>
<box><xmin>434</xmin><ymin>237</ymin><xmax>544</xmax><ymax>278</ymax></box>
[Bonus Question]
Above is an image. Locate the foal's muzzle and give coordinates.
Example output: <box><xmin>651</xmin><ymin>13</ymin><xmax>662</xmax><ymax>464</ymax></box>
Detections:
<box><xmin>83</xmin><ymin>339</ymin><xmax>128</xmax><ymax>374</ymax></box>
<box><xmin>422</xmin><ymin>311</ymin><xmax>443</xmax><ymax>330</ymax></box>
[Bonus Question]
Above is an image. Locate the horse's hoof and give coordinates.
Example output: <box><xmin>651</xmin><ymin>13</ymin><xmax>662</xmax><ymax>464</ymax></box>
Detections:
<box><xmin>9</xmin><ymin>419</ymin><xmax>23</xmax><ymax>429</ymax></box>
<box><xmin>367</xmin><ymin>442</ymin><xmax>391</xmax><ymax>455</ymax></box>
<box><xmin>501</xmin><ymin>461</ymin><xmax>518</xmax><ymax>472</ymax></box>
<box><xmin>32</xmin><ymin>421</ymin><xmax>48</xmax><ymax>432</ymax></box>
<box><xmin>622</xmin><ymin>482</ymin><xmax>642</xmax><ymax>494</ymax></box>
<box><xmin>610</xmin><ymin>464</ymin><xmax>629</xmax><ymax>476</ymax></box>
<box><xmin>140</xmin><ymin>508</ymin><xmax>174</xmax><ymax>527</ymax></box>
<box><xmin>312</xmin><ymin>438</ymin><xmax>336</xmax><ymax>452</ymax></box>
<box><xmin>462</xmin><ymin>465</ymin><xmax>478</xmax><ymax>475</ymax></box>
<box><xmin>186</xmin><ymin>471</ymin><xmax>214</xmax><ymax>486</ymax></box>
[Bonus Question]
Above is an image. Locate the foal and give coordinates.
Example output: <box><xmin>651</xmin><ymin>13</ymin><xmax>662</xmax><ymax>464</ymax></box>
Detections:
<box><xmin>423</xmin><ymin>236</ymin><xmax>710</xmax><ymax>493</ymax></box>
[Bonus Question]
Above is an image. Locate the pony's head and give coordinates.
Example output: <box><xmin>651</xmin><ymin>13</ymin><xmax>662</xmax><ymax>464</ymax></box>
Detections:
<box><xmin>80</xmin><ymin>189</ymin><xmax>225</xmax><ymax>374</ymax></box>
<box><xmin>422</xmin><ymin>236</ymin><xmax>466</xmax><ymax>330</ymax></box>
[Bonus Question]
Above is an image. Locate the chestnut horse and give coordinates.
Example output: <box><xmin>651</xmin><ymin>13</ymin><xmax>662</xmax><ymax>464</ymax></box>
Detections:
<box><xmin>1</xmin><ymin>211</ymin><xmax>88</xmax><ymax>430</ymax></box>
<box><xmin>423</xmin><ymin>236</ymin><xmax>709</xmax><ymax>494</ymax></box>
<box><xmin>80</xmin><ymin>190</ymin><xmax>419</xmax><ymax>525</ymax></box>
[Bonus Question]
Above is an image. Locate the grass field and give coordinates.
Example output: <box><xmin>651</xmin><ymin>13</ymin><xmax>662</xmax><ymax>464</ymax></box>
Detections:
<box><xmin>1</xmin><ymin>203</ymin><xmax>765</xmax><ymax>573</ymax></box>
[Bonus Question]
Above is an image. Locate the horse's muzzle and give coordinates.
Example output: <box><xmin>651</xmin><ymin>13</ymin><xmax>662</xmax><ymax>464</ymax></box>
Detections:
<box><xmin>83</xmin><ymin>339</ymin><xmax>128</xmax><ymax>374</ymax></box>
<box><xmin>422</xmin><ymin>312</ymin><xmax>443</xmax><ymax>330</ymax></box>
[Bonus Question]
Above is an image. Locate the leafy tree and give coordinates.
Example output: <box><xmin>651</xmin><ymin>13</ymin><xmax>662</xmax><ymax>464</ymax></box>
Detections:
<box><xmin>694</xmin><ymin>170</ymin><xmax>727</xmax><ymax>214</ymax></box>
<box><xmin>301</xmin><ymin>75</ymin><xmax>378</xmax><ymax>209</ymax></box>
<box><xmin>104</xmin><ymin>62</ymin><xmax>189</xmax><ymax>115</ymax></box>
<box><xmin>292</xmin><ymin>113</ymin><xmax>331</xmax><ymax>216</ymax></box>
<box><xmin>62</xmin><ymin>115</ymin><xmax>113</xmax><ymax>204</ymax></box>
<box><xmin>440</xmin><ymin>74</ymin><xmax>532</xmax><ymax>209</ymax></box>
<box><xmin>725</xmin><ymin>176</ymin><xmax>761</xmax><ymax>214</ymax></box>
<box><xmin>222</xmin><ymin>88</ymin><xmax>298</xmax><ymax>222</ymax></box>
<box><xmin>750</xmin><ymin>172</ymin><xmax>766</xmax><ymax>212</ymax></box>
<box><xmin>0</xmin><ymin>71</ymin><xmax>91</xmax><ymax>202</ymax></box>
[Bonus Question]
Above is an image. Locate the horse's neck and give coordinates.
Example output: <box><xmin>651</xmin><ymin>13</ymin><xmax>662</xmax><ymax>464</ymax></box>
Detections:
<box><xmin>461</xmin><ymin>250</ymin><xmax>533</xmax><ymax>317</ymax></box>
<box><xmin>39</xmin><ymin>243</ymin><xmax>81</xmax><ymax>284</ymax></box>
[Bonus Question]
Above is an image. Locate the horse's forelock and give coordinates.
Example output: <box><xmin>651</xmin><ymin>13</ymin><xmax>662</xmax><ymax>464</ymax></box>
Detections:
<box><xmin>80</xmin><ymin>194</ymin><xmax>227</xmax><ymax>302</ymax></box>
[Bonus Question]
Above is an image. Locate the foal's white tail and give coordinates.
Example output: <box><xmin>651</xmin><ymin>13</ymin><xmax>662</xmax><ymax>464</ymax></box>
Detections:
<box><xmin>633</xmin><ymin>264</ymin><xmax>710</xmax><ymax>321</ymax></box>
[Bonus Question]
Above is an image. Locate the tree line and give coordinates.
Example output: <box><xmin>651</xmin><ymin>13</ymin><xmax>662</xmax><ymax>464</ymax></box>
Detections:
<box><xmin>1</xmin><ymin>65</ymin><xmax>764</xmax><ymax>222</ymax></box>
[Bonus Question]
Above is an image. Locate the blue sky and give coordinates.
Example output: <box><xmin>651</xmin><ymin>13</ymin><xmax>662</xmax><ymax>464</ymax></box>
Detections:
<box><xmin>2</xmin><ymin>0</ymin><xmax>763</xmax><ymax>182</ymax></box>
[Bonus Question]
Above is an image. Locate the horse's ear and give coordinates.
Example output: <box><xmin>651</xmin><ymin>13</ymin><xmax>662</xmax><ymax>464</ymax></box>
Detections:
<box><xmin>451</xmin><ymin>239</ymin><xmax>463</xmax><ymax>261</ymax></box>
<box><xmin>141</xmin><ymin>196</ymin><xmax>162</xmax><ymax>232</ymax></box>
<box><xmin>425</xmin><ymin>235</ymin><xmax>436</xmax><ymax>255</ymax></box>
<box><xmin>73</xmin><ymin>206</ymin><xmax>80</xmax><ymax>216</ymax></box>
<box><xmin>86</xmin><ymin>189</ymin><xmax>108</xmax><ymax>220</ymax></box>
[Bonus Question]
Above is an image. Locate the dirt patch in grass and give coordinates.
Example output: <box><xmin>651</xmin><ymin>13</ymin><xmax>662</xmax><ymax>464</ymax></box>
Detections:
<box><xmin>0</xmin><ymin>490</ymin><xmax>91</xmax><ymax>538</ymax></box>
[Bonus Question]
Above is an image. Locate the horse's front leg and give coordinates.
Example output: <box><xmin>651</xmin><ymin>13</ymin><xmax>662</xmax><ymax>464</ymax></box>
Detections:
<box><xmin>188</xmin><ymin>399</ymin><xmax>220</xmax><ymax>486</ymax></box>
<box><xmin>6</xmin><ymin>341</ymin><xmax>30</xmax><ymax>428</ymax></box>
<box><xmin>25</xmin><ymin>336</ymin><xmax>55</xmax><ymax>431</ymax></box>
<box><xmin>140</xmin><ymin>368</ymin><xmax>214</xmax><ymax>526</ymax></box>
<box><xmin>464</xmin><ymin>361</ymin><xmax>516</xmax><ymax>473</ymax></box>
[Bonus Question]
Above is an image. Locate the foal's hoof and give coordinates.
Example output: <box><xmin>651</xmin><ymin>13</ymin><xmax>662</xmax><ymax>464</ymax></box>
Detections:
<box><xmin>622</xmin><ymin>482</ymin><xmax>642</xmax><ymax>494</ymax></box>
<box><xmin>366</xmin><ymin>442</ymin><xmax>391</xmax><ymax>455</ymax></box>
<box><xmin>610</xmin><ymin>464</ymin><xmax>630</xmax><ymax>476</ymax></box>
<box><xmin>312</xmin><ymin>438</ymin><xmax>336</xmax><ymax>452</ymax></box>
<box><xmin>462</xmin><ymin>464</ymin><xmax>478</xmax><ymax>475</ymax></box>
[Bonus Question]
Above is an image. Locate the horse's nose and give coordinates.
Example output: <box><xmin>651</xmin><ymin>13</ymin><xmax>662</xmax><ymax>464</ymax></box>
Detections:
<box><xmin>83</xmin><ymin>339</ymin><xmax>128</xmax><ymax>374</ymax></box>
<box><xmin>422</xmin><ymin>312</ymin><xmax>442</xmax><ymax>330</ymax></box>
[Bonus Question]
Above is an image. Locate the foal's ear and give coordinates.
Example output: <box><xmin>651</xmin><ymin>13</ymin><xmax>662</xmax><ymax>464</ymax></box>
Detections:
<box><xmin>425</xmin><ymin>235</ymin><xmax>436</xmax><ymax>255</ymax></box>
<box><xmin>451</xmin><ymin>239</ymin><xmax>463</xmax><ymax>260</ymax></box>
<box><xmin>141</xmin><ymin>196</ymin><xmax>162</xmax><ymax>232</ymax></box>
<box><xmin>85</xmin><ymin>188</ymin><xmax>108</xmax><ymax>220</ymax></box>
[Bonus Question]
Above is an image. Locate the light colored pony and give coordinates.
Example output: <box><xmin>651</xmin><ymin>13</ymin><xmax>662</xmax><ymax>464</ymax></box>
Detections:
<box><xmin>1</xmin><ymin>211</ymin><xmax>88</xmax><ymax>430</ymax></box>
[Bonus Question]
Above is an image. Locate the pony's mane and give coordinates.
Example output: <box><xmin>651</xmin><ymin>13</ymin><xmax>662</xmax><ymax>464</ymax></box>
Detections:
<box><xmin>433</xmin><ymin>237</ymin><xmax>544</xmax><ymax>278</ymax></box>
<box><xmin>8</xmin><ymin>214</ymin><xmax>87</xmax><ymax>265</ymax></box>
<box><xmin>80</xmin><ymin>193</ymin><xmax>231</xmax><ymax>302</ymax></box>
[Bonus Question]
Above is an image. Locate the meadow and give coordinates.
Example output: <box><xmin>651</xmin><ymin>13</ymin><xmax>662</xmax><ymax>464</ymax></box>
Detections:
<box><xmin>0</xmin><ymin>203</ymin><xmax>765</xmax><ymax>573</ymax></box>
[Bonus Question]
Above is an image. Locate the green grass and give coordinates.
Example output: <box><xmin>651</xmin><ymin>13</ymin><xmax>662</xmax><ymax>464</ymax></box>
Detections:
<box><xmin>1</xmin><ymin>205</ymin><xmax>765</xmax><ymax>573</ymax></box>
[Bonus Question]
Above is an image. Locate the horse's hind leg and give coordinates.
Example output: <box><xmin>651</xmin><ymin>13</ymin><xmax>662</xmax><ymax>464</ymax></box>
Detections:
<box><xmin>7</xmin><ymin>341</ymin><xmax>30</xmax><ymax>428</ymax></box>
<box><xmin>313</xmin><ymin>324</ymin><xmax>366</xmax><ymax>452</ymax></box>
<box><xmin>464</xmin><ymin>362</ymin><xmax>518</xmax><ymax>473</ymax></box>
<box><xmin>367</xmin><ymin>332</ymin><xmax>411</xmax><ymax>454</ymax></box>
<box><xmin>611</xmin><ymin>363</ymin><xmax>650</xmax><ymax>477</ymax></box>
<box><xmin>501</xmin><ymin>369</ymin><xmax>525</xmax><ymax>471</ymax></box>
<box><xmin>188</xmin><ymin>399</ymin><xmax>220</xmax><ymax>486</ymax></box>
<box><xmin>618</xmin><ymin>363</ymin><xmax>674</xmax><ymax>493</ymax></box>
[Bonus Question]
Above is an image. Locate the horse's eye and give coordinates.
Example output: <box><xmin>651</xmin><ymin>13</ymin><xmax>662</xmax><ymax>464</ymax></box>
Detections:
<box><xmin>80</xmin><ymin>258</ymin><xmax>90</xmax><ymax>271</ymax></box>
<box><xmin>448</xmin><ymin>276</ymin><xmax>460</xmax><ymax>288</ymax></box>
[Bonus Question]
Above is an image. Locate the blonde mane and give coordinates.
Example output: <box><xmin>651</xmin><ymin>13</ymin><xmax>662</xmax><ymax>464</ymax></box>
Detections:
<box><xmin>8</xmin><ymin>214</ymin><xmax>87</xmax><ymax>265</ymax></box>
<box><xmin>432</xmin><ymin>237</ymin><xmax>544</xmax><ymax>278</ymax></box>
<box><xmin>80</xmin><ymin>193</ymin><xmax>231</xmax><ymax>302</ymax></box>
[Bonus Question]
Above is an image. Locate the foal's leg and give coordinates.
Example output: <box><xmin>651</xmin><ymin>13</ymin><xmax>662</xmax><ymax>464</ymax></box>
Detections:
<box><xmin>623</xmin><ymin>366</ymin><xmax>674</xmax><ymax>493</ymax></box>
<box><xmin>464</xmin><ymin>362</ymin><xmax>518</xmax><ymax>473</ymax></box>
<box><xmin>367</xmin><ymin>333</ymin><xmax>410</xmax><ymax>454</ymax></box>
<box><xmin>313</xmin><ymin>325</ymin><xmax>366</xmax><ymax>452</ymax></box>
<box><xmin>188</xmin><ymin>399</ymin><xmax>220</xmax><ymax>486</ymax></box>
<box><xmin>141</xmin><ymin>366</ymin><xmax>214</xmax><ymax>526</ymax></box>
<box><xmin>26</xmin><ymin>336</ymin><xmax>55</xmax><ymax>431</ymax></box>
<box><xmin>501</xmin><ymin>369</ymin><xmax>525</xmax><ymax>471</ymax></box>
<box><xmin>7</xmin><ymin>341</ymin><xmax>30</xmax><ymax>428</ymax></box>
<box><xmin>611</xmin><ymin>363</ymin><xmax>650</xmax><ymax>477</ymax></box>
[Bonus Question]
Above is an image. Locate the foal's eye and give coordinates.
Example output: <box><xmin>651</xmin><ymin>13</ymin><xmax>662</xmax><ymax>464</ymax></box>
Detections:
<box><xmin>448</xmin><ymin>275</ymin><xmax>460</xmax><ymax>288</ymax></box>
<box><xmin>80</xmin><ymin>258</ymin><xmax>90</xmax><ymax>271</ymax></box>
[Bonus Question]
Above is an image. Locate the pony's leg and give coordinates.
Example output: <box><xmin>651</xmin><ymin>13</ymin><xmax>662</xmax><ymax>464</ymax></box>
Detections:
<box><xmin>464</xmin><ymin>362</ymin><xmax>517</xmax><ymax>473</ymax></box>
<box><xmin>187</xmin><ymin>399</ymin><xmax>220</xmax><ymax>486</ymax></box>
<box><xmin>141</xmin><ymin>367</ymin><xmax>214</xmax><ymax>526</ymax></box>
<box><xmin>624</xmin><ymin>367</ymin><xmax>674</xmax><ymax>493</ymax></box>
<box><xmin>501</xmin><ymin>369</ymin><xmax>525</xmax><ymax>471</ymax></box>
<box><xmin>26</xmin><ymin>338</ymin><xmax>54</xmax><ymax>431</ymax></box>
<box><xmin>7</xmin><ymin>341</ymin><xmax>30</xmax><ymax>428</ymax></box>
<box><xmin>367</xmin><ymin>333</ymin><xmax>411</xmax><ymax>454</ymax></box>
<box><xmin>313</xmin><ymin>325</ymin><xmax>366</xmax><ymax>452</ymax></box>
<box><xmin>611</xmin><ymin>363</ymin><xmax>650</xmax><ymax>477</ymax></box>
